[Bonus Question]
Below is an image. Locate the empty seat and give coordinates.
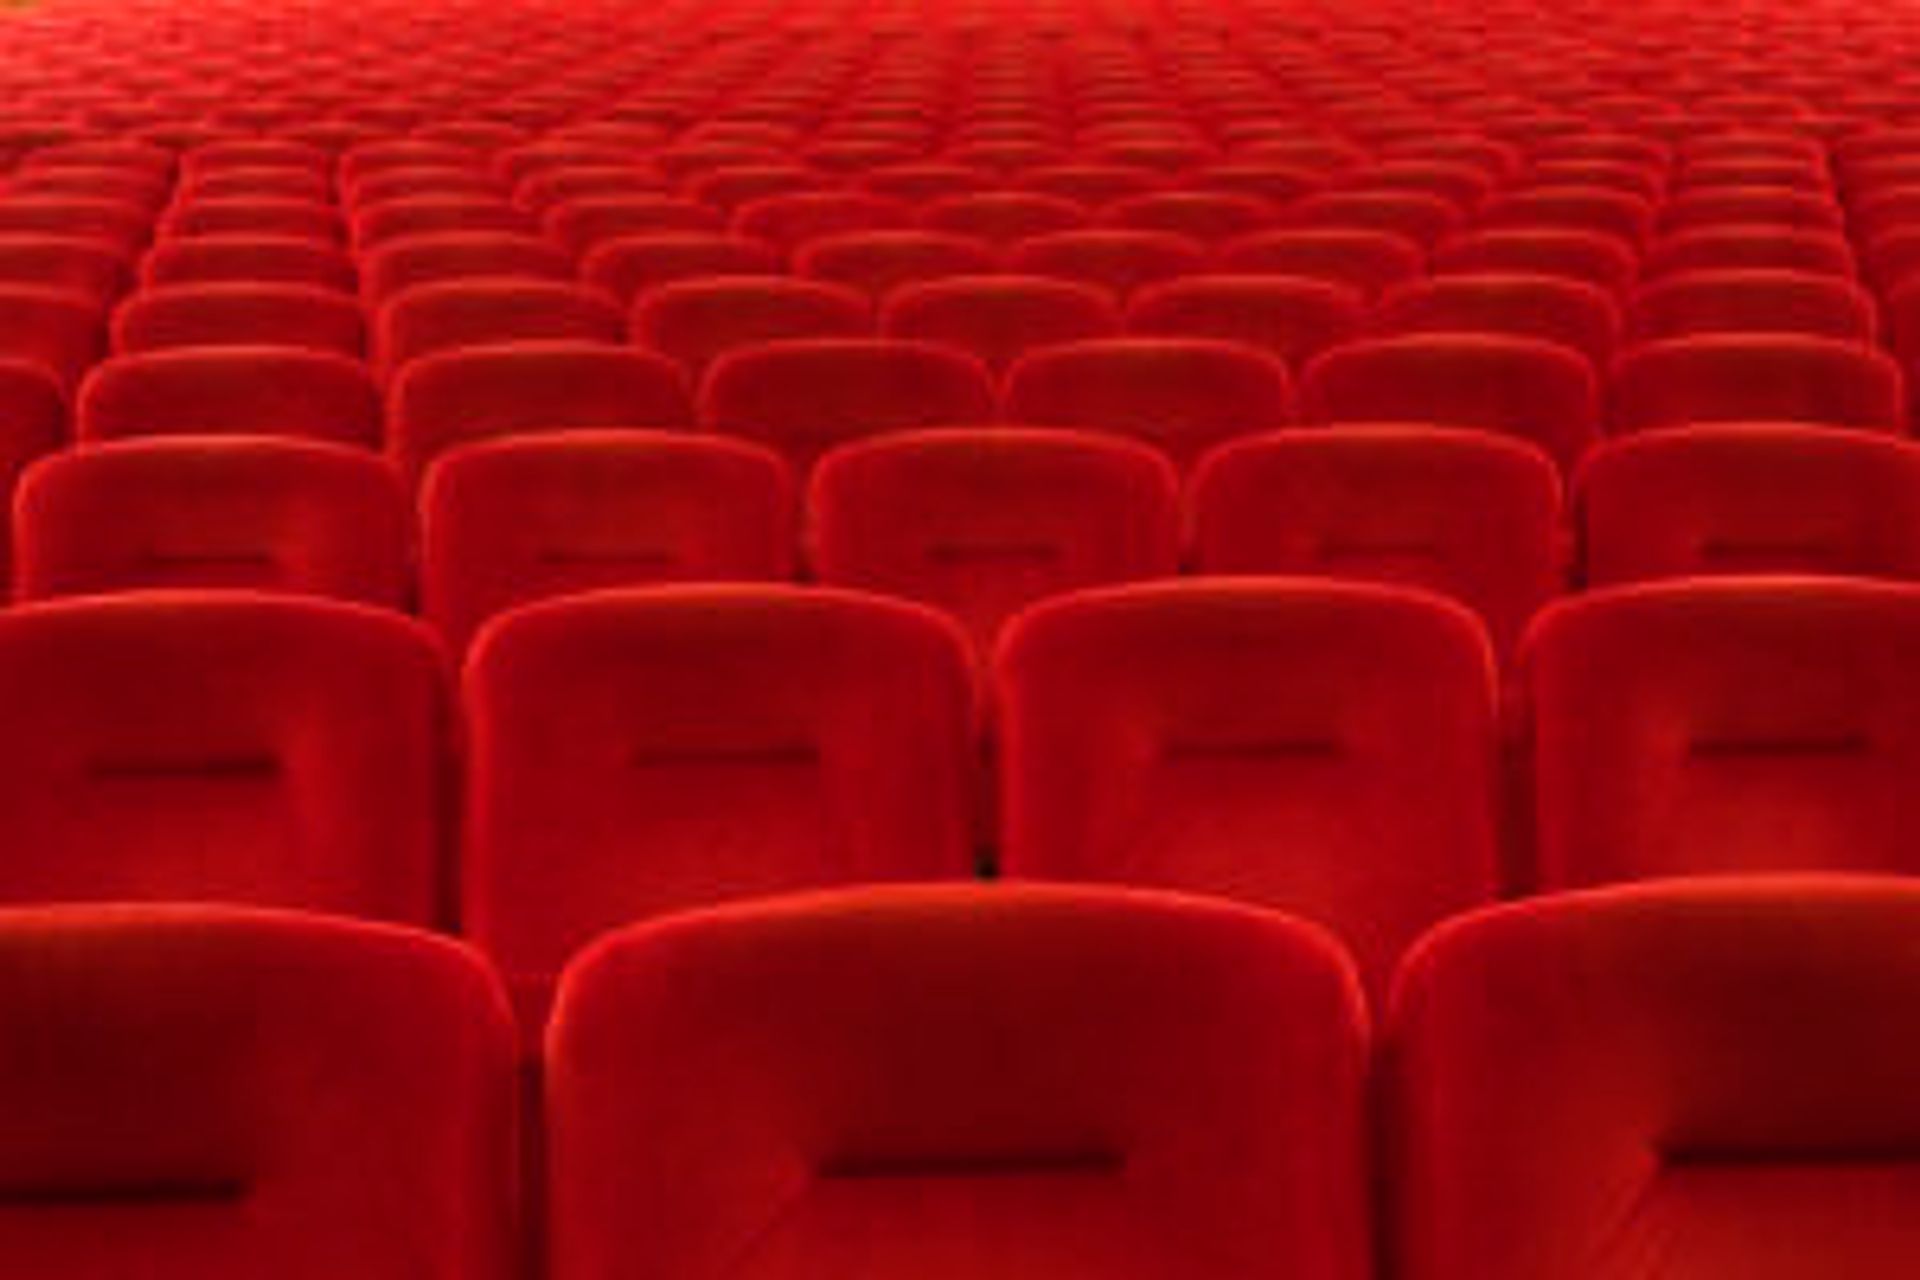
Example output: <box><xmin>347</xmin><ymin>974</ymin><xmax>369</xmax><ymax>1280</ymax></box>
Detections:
<box><xmin>179</xmin><ymin>167</ymin><xmax>333</xmax><ymax>203</ymax></box>
<box><xmin>346</xmin><ymin>167</ymin><xmax>500</xmax><ymax>209</ymax></box>
<box><xmin>542</xmin><ymin>195</ymin><xmax>719</xmax><ymax>255</ymax></box>
<box><xmin>360</xmin><ymin>232</ymin><xmax>573</xmax><ymax>307</ymax></box>
<box><xmin>1006</xmin><ymin>338</ymin><xmax>1292</xmax><ymax>468</ymax></box>
<box><xmin>794</xmin><ymin>230</ymin><xmax>998</xmax><ymax>300</ymax></box>
<box><xmin>422</xmin><ymin>430</ymin><xmax>793</xmax><ymax>650</ymax></box>
<box><xmin>1577</xmin><ymin>425</ymin><xmax>1920</xmax><ymax>585</ymax></box>
<box><xmin>883</xmin><ymin>275</ymin><xmax>1121</xmax><ymax>375</ymax></box>
<box><xmin>1291</xmin><ymin>189</ymin><xmax>1463</xmax><ymax>246</ymax></box>
<box><xmin>1217</xmin><ymin>227</ymin><xmax>1425</xmax><ymax>299</ymax></box>
<box><xmin>632</xmin><ymin>276</ymin><xmax>871</xmax><ymax>376</ymax></box>
<box><xmin>1372</xmin><ymin>273</ymin><xmax>1621</xmax><ymax>365</ymax></box>
<box><xmin>1644</xmin><ymin>227</ymin><xmax>1856</xmax><ymax>280</ymax></box>
<box><xmin>999</xmin><ymin>579</ymin><xmax>1498</xmax><ymax>998</ymax></box>
<box><xmin>1629</xmin><ymin>270</ymin><xmax>1875</xmax><ymax>342</ymax></box>
<box><xmin>1191</xmin><ymin>427</ymin><xmax>1563</xmax><ymax>659</ymax></box>
<box><xmin>0</xmin><ymin>593</ymin><xmax>448</xmax><ymax>920</ymax></box>
<box><xmin>701</xmin><ymin>339</ymin><xmax>995</xmax><ymax>470</ymax></box>
<box><xmin>355</xmin><ymin>192</ymin><xmax>528</xmax><ymax>242</ymax></box>
<box><xmin>375</xmin><ymin>280</ymin><xmax>624</xmax><ymax>377</ymax></box>
<box><xmin>547</xmin><ymin>883</ymin><xmax>1369</xmax><ymax>1279</ymax></box>
<box><xmin>580</xmin><ymin>234</ymin><xmax>782</xmax><ymax>307</ymax></box>
<box><xmin>0</xmin><ymin>905</ymin><xmax>512</xmax><ymax>1278</ymax></box>
<box><xmin>0</xmin><ymin>198</ymin><xmax>149</xmax><ymax>252</ymax></box>
<box><xmin>513</xmin><ymin>166</ymin><xmax>666</xmax><ymax>212</ymax></box>
<box><xmin>1662</xmin><ymin>185</ymin><xmax>1844</xmax><ymax>232</ymax></box>
<box><xmin>1431</xmin><ymin>228</ymin><xmax>1638</xmax><ymax>293</ymax></box>
<box><xmin>811</xmin><ymin>428</ymin><xmax>1181</xmax><ymax>653</ymax></box>
<box><xmin>1126</xmin><ymin>275</ymin><xmax>1364</xmax><ymax>370</ymax></box>
<box><xmin>1102</xmin><ymin>190</ymin><xmax>1277</xmax><ymax>240</ymax></box>
<box><xmin>465</xmin><ymin>585</ymin><xmax>975</xmax><ymax>1026</ymax></box>
<box><xmin>1302</xmin><ymin>334</ymin><xmax>1601</xmax><ymax>472</ymax></box>
<box><xmin>163</xmin><ymin>198</ymin><xmax>342</xmax><ymax>243</ymax></box>
<box><xmin>1390</xmin><ymin>878</ymin><xmax>1920</xmax><ymax>1279</ymax></box>
<box><xmin>0</xmin><ymin>284</ymin><xmax>104</xmax><ymax>389</ymax></box>
<box><xmin>1007</xmin><ymin>230</ymin><xmax>1209</xmax><ymax>298</ymax></box>
<box><xmin>1611</xmin><ymin>335</ymin><xmax>1904</xmax><ymax>433</ymax></box>
<box><xmin>0</xmin><ymin>234</ymin><xmax>129</xmax><ymax>303</ymax></box>
<box><xmin>1524</xmin><ymin>578</ymin><xmax>1920</xmax><ymax>886</ymax></box>
<box><xmin>1019</xmin><ymin>162</ymin><xmax>1164</xmax><ymax>205</ymax></box>
<box><xmin>140</xmin><ymin>235</ymin><xmax>357</xmax><ymax>292</ymax></box>
<box><xmin>78</xmin><ymin>349</ymin><xmax>381</xmax><ymax>445</ymax></box>
<box><xmin>389</xmin><ymin>343</ymin><xmax>692</xmax><ymax>482</ymax></box>
<box><xmin>919</xmin><ymin>191</ymin><xmax>1091</xmax><ymax>246</ymax></box>
<box><xmin>16</xmin><ymin>437</ymin><xmax>409</xmax><ymax>604</ymax></box>
<box><xmin>112</xmin><ymin>283</ymin><xmax>364</xmax><ymax>357</ymax></box>
<box><xmin>731</xmin><ymin>190</ymin><xmax>914</xmax><ymax>256</ymax></box>
<box><xmin>1479</xmin><ymin>186</ymin><xmax>1656</xmax><ymax>247</ymax></box>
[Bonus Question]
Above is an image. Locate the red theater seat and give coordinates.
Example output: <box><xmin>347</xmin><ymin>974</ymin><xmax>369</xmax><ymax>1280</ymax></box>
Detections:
<box><xmin>179</xmin><ymin>167</ymin><xmax>333</xmax><ymax>202</ymax></box>
<box><xmin>421</xmin><ymin>430</ymin><xmax>794</xmax><ymax>650</ymax></box>
<box><xmin>542</xmin><ymin>195</ymin><xmax>719</xmax><ymax>255</ymax></box>
<box><xmin>1646</xmin><ymin>231</ymin><xmax>1856</xmax><ymax>286</ymax></box>
<box><xmin>15</xmin><ymin>437</ymin><xmax>409</xmax><ymax>605</ymax></box>
<box><xmin>78</xmin><ymin>348</ymin><xmax>381</xmax><ymax>445</ymax></box>
<box><xmin>1006</xmin><ymin>229</ymin><xmax>1209</xmax><ymax>298</ymax></box>
<box><xmin>547</xmin><ymin>883</ymin><xmax>1370</xmax><ymax>1280</ymax></box>
<box><xmin>1577</xmin><ymin>426</ymin><xmax>1920</xmax><ymax>585</ymax></box>
<box><xmin>919</xmin><ymin>191</ymin><xmax>1091</xmax><ymax>246</ymax></box>
<box><xmin>1431</xmin><ymin>228</ymin><xmax>1638</xmax><ymax>294</ymax></box>
<box><xmin>0</xmin><ymin>198</ymin><xmax>149</xmax><ymax>252</ymax></box>
<box><xmin>1191</xmin><ymin>427</ymin><xmax>1563</xmax><ymax>660</ymax></box>
<box><xmin>465</xmin><ymin>585</ymin><xmax>976</xmax><ymax>1028</ymax></box>
<box><xmin>1523</xmin><ymin>578</ymin><xmax>1920</xmax><ymax>887</ymax></box>
<box><xmin>701</xmin><ymin>339</ymin><xmax>995</xmax><ymax>470</ymax></box>
<box><xmin>1102</xmin><ymin>190</ymin><xmax>1277</xmax><ymax>240</ymax></box>
<box><xmin>1390</xmin><ymin>878</ymin><xmax>1920</xmax><ymax>1280</ymax></box>
<box><xmin>0</xmin><ymin>905</ymin><xmax>513</xmax><ymax>1279</ymax></box>
<box><xmin>631</xmin><ymin>275</ymin><xmax>870</xmax><ymax>376</ymax></box>
<box><xmin>140</xmin><ymin>235</ymin><xmax>356</xmax><ymax>292</ymax></box>
<box><xmin>883</xmin><ymin>275</ymin><xmax>1122</xmax><ymax>375</ymax></box>
<box><xmin>1217</xmin><ymin>227</ymin><xmax>1426</xmax><ymax>299</ymax></box>
<box><xmin>1371</xmin><ymin>273</ymin><xmax>1621</xmax><ymax>365</ymax></box>
<box><xmin>1629</xmin><ymin>270</ymin><xmax>1876</xmax><ymax>342</ymax></box>
<box><xmin>1126</xmin><ymin>275</ymin><xmax>1364</xmax><ymax>371</ymax></box>
<box><xmin>359</xmin><ymin>232</ymin><xmax>573</xmax><ymax>307</ymax></box>
<box><xmin>164</xmin><ymin>198</ymin><xmax>342</xmax><ymax>243</ymax></box>
<box><xmin>388</xmin><ymin>343</ymin><xmax>692</xmax><ymax>482</ymax></box>
<box><xmin>580</xmin><ymin>234</ymin><xmax>782</xmax><ymax>308</ymax></box>
<box><xmin>112</xmin><ymin>283</ymin><xmax>365</xmax><ymax>357</ymax></box>
<box><xmin>811</xmin><ymin>428</ymin><xmax>1181</xmax><ymax>654</ymax></box>
<box><xmin>794</xmin><ymin>230</ymin><xmax>998</xmax><ymax>300</ymax></box>
<box><xmin>731</xmin><ymin>190</ymin><xmax>915</xmax><ymax>256</ymax></box>
<box><xmin>0</xmin><ymin>594</ymin><xmax>448</xmax><ymax>920</ymax></box>
<box><xmin>999</xmin><ymin>579</ymin><xmax>1498</xmax><ymax>1000</ymax></box>
<box><xmin>1480</xmin><ymin>186</ymin><xmax>1657</xmax><ymax>247</ymax></box>
<box><xmin>0</xmin><ymin>235</ymin><xmax>129</xmax><ymax>304</ymax></box>
<box><xmin>1302</xmin><ymin>334</ymin><xmax>1601</xmax><ymax>472</ymax></box>
<box><xmin>1611</xmin><ymin>335</ymin><xmax>1904</xmax><ymax>433</ymax></box>
<box><xmin>1005</xmin><ymin>338</ymin><xmax>1293</xmax><ymax>468</ymax></box>
<box><xmin>1662</xmin><ymin>185</ymin><xmax>1844</xmax><ymax>232</ymax></box>
<box><xmin>375</xmin><ymin>279</ymin><xmax>624</xmax><ymax>377</ymax></box>
<box><xmin>0</xmin><ymin>284</ymin><xmax>104</xmax><ymax>390</ymax></box>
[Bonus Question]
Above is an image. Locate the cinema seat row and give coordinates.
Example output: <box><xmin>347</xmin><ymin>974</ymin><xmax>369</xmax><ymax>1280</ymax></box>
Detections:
<box><xmin>10</xmin><ymin>876</ymin><xmax>1920</xmax><ymax>1277</ymax></box>
<box><xmin>2</xmin><ymin>576</ymin><xmax>1920</xmax><ymax>1016</ymax></box>
<box><xmin>14</xmin><ymin>420</ymin><xmax>1920</xmax><ymax>661</ymax></box>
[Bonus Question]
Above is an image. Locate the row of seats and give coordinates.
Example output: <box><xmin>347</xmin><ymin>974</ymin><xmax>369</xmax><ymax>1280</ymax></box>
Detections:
<box><xmin>12</xmin><ymin>876</ymin><xmax>1917</xmax><ymax>1278</ymax></box>
<box><xmin>4</xmin><ymin>576</ymin><xmax>1920</xmax><ymax>1013</ymax></box>
<box><xmin>18</xmin><ymin>324</ymin><xmax>1911</xmax><ymax>476</ymax></box>
<box><xmin>12</xmin><ymin>421</ymin><xmax>1920</xmax><ymax>660</ymax></box>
